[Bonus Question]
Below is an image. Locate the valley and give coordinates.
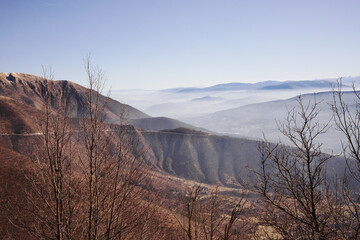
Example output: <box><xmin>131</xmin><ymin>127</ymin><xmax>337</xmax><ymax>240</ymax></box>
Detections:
<box><xmin>3</xmin><ymin>1</ymin><xmax>360</xmax><ymax>238</ymax></box>
<box><xmin>0</xmin><ymin>72</ymin><xmax>359</xmax><ymax>239</ymax></box>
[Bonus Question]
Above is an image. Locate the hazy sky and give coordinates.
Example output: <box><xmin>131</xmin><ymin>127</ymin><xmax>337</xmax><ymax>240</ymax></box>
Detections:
<box><xmin>1</xmin><ymin>0</ymin><xmax>360</xmax><ymax>89</ymax></box>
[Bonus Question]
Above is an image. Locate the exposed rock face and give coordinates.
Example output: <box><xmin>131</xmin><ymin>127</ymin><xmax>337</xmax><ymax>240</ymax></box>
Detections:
<box><xmin>0</xmin><ymin>72</ymin><xmax>150</xmax><ymax>121</ymax></box>
<box><xmin>6</xmin><ymin>73</ymin><xmax>16</xmax><ymax>82</ymax></box>
<box><xmin>143</xmin><ymin>130</ymin><xmax>260</xmax><ymax>186</ymax></box>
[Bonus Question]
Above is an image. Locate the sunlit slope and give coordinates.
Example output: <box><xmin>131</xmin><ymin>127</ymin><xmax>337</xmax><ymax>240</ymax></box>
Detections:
<box><xmin>0</xmin><ymin>73</ymin><xmax>150</xmax><ymax>121</ymax></box>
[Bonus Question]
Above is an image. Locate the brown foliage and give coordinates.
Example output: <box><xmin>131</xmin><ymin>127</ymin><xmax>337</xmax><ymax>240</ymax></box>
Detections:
<box><xmin>2</xmin><ymin>60</ymin><xmax>166</xmax><ymax>240</ymax></box>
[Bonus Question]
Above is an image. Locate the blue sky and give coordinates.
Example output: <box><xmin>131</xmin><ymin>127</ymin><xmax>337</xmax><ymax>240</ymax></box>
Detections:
<box><xmin>1</xmin><ymin>0</ymin><xmax>359</xmax><ymax>89</ymax></box>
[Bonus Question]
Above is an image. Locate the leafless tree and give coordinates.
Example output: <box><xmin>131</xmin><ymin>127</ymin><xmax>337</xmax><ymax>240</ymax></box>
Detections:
<box><xmin>5</xmin><ymin>66</ymin><xmax>82</xmax><ymax>240</ymax></box>
<box><xmin>253</xmin><ymin>96</ymin><xmax>334</xmax><ymax>240</ymax></box>
<box><xmin>78</xmin><ymin>56</ymin><xmax>159</xmax><ymax>240</ymax></box>
<box><xmin>222</xmin><ymin>196</ymin><xmax>248</xmax><ymax>240</ymax></box>
<box><xmin>175</xmin><ymin>184</ymin><xmax>202</xmax><ymax>240</ymax></box>
<box><xmin>329</xmin><ymin>80</ymin><xmax>360</xmax><ymax>239</ymax></box>
<box><xmin>175</xmin><ymin>184</ymin><xmax>250</xmax><ymax>240</ymax></box>
<box><xmin>78</xmin><ymin>56</ymin><xmax>110</xmax><ymax>240</ymax></box>
<box><xmin>200</xmin><ymin>187</ymin><xmax>224</xmax><ymax>240</ymax></box>
<box><xmin>3</xmin><ymin>59</ymin><xmax>163</xmax><ymax>240</ymax></box>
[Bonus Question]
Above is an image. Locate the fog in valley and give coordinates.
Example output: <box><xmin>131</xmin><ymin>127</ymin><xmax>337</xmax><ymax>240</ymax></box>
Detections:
<box><xmin>111</xmin><ymin>78</ymin><xmax>359</xmax><ymax>154</ymax></box>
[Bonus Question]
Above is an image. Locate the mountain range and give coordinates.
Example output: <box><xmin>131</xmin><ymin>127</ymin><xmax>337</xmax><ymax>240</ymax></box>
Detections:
<box><xmin>0</xmin><ymin>73</ymin><xmax>272</xmax><ymax>186</ymax></box>
<box><xmin>115</xmin><ymin>77</ymin><xmax>359</xmax><ymax>119</ymax></box>
<box><xmin>163</xmin><ymin>77</ymin><xmax>359</xmax><ymax>93</ymax></box>
<box><xmin>183</xmin><ymin>90</ymin><xmax>360</xmax><ymax>154</ymax></box>
<box><xmin>0</xmin><ymin>72</ymin><xmax>355</xmax><ymax>239</ymax></box>
<box><xmin>0</xmin><ymin>73</ymin><xmax>351</xmax><ymax>191</ymax></box>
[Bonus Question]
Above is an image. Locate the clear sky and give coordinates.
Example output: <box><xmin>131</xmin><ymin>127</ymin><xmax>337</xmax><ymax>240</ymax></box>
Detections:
<box><xmin>1</xmin><ymin>0</ymin><xmax>360</xmax><ymax>89</ymax></box>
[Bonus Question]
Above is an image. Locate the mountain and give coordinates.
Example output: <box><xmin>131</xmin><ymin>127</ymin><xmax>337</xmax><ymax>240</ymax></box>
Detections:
<box><xmin>0</xmin><ymin>73</ymin><xmax>150</xmax><ymax>122</ymax></box>
<box><xmin>0</xmin><ymin>146</ymin><xmax>32</xmax><ymax>238</ymax></box>
<box><xmin>0</xmin><ymin>73</ymin><xmax>349</xmax><ymax>187</ymax></box>
<box><xmin>0</xmin><ymin>73</ymin><xmax>256</xmax><ymax>186</ymax></box>
<box><xmin>130</xmin><ymin>117</ymin><xmax>208</xmax><ymax>132</ymax></box>
<box><xmin>117</xmin><ymin>78</ymin><xmax>356</xmax><ymax>120</ymax></box>
<box><xmin>0</xmin><ymin>95</ymin><xmax>39</xmax><ymax>134</ymax></box>
<box><xmin>143</xmin><ymin>129</ymin><xmax>260</xmax><ymax>186</ymax></box>
<box><xmin>0</xmin><ymin>73</ymin><xmax>201</xmax><ymax>130</ymax></box>
<box><xmin>0</xmin><ymin>73</ymin><xmax>357</xmax><ymax>239</ymax></box>
<box><xmin>184</xmin><ymin>90</ymin><xmax>359</xmax><ymax>154</ymax></box>
<box><xmin>191</xmin><ymin>96</ymin><xmax>224</xmax><ymax>101</ymax></box>
<box><xmin>143</xmin><ymin>127</ymin><xmax>346</xmax><ymax>187</ymax></box>
<box><xmin>341</xmin><ymin>76</ymin><xmax>360</xmax><ymax>87</ymax></box>
<box><xmin>261</xmin><ymin>80</ymin><xmax>335</xmax><ymax>90</ymax></box>
<box><xmin>172</xmin><ymin>79</ymin><xmax>341</xmax><ymax>93</ymax></box>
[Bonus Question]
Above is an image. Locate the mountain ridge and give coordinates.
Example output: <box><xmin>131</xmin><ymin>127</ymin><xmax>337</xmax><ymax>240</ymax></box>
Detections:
<box><xmin>166</xmin><ymin>79</ymin><xmax>351</xmax><ymax>93</ymax></box>
<box><xmin>183</xmin><ymin>90</ymin><xmax>360</xmax><ymax>154</ymax></box>
<box><xmin>0</xmin><ymin>72</ymin><xmax>350</xmax><ymax>187</ymax></box>
<box><xmin>0</xmin><ymin>72</ymin><xmax>151</xmax><ymax>121</ymax></box>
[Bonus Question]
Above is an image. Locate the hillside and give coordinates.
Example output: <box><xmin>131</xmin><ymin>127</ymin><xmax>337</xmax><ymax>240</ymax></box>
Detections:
<box><xmin>0</xmin><ymin>72</ymin><xmax>354</xmax><ymax>239</ymax></box>
<box><xmin>143</xmin><ymin>130</ymin><xmax>260</xmax><ymax>186</ymax></box>
<box><xmin>143</xmin><ymin>127</ymin><xmax>345</xmax><ymax>186</ymax></box>
<box><xmin>0</xmin><ymin>73</ymin><xmax>150</xmax><ymax>122</ymax></box>
<box><xmin>184</xmin><ymin>91</ymin><xmax>358</xmax><ymax>154</ymax></box>
<box><xmin>0</xmin><ymin>73</ymin><xmax>350</xmax><ymax>186</ymax></box>
<box><xmin>0</xmin><ymin>73</ymin><xmax>254</xmax><ymax>186</ymax></box>
<box><xmin>120</xmin><ymin>78</ymin><xmax>357</xmax><ymax>119</ymax></box>
<box><xmin>0</xmin><ymin>76</ymin><xmax>256</xmax><ymax>186</ymax></box>
<box><xmin>0</xmin><ymin>146</ymin><xmax>33</xmax><ymax>239</ymax></box>
<box><xmin>130</xmin><ymin>117</ymin><xmax>208</xmax><ymax>132</ymax></box>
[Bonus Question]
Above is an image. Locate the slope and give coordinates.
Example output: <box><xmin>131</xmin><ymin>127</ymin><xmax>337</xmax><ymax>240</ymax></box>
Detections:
<box><xmin>0</xmin><ymin>72</ymin><xmax>150</xmax><ymax>121</ymax></box>
<box><xmin>0</xmin><ymin>73</ymin><xmax>349</xmax><ymax>187</ymax></box>
<box><xmin>184</xmin><ymin>91</ymin><xmax>358</xmax><ymax>153</ymax></box>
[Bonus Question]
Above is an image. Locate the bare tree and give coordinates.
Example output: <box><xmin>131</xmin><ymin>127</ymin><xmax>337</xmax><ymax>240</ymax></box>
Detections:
<box><xmin>253</xmin><ymin>96</ymin><xmax>334</xmax><ymax>240</ymax></box>
<box><xmin>329</xmin><ymin>80</ymin><xmax>360</xmax><ymax>239</ymax></box>
<box><xmin>6</xmin><ymin>66</ymin><xmax>82</xmax><ymax>240</ymax></box>
<box><xmin>222</xmin><ymin>196</ymin><xmax>248</xmax><ymax>240</ymax></box>
<box><xmin>331</xmin><ymin>80</ymin><xmax>360</xmax><ymax>174</ymax></box>
<box><xmin>175</xmin><ymin>184</ymin><xmax>250</xmax><ymax>240</ymax></box>
<box><xmin>176</xmin><ymin>184</ymin><xmax>202</xmax><ymax>240</ymax></box>
<box><xmin>201</xmin><ymin>187</ymin><xmax>224</xmax><ymax>240</ymax></box>
<box><xmin>78</xmin><ymin>56</ymin><xmax>158</xmax><ymax>240</ymax></box>
<box><xmin>78</xmin><ymin>56</ymin><xmax>110</xmax><ymax>240</ymax></box>
<box><xmin>3</xmin><ymin>59</ymin><xmax>162</xmax><ymax>240</ymax></box>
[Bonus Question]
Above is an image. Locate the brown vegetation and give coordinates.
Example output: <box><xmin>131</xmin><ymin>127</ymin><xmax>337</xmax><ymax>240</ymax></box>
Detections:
<box><xmin>2</xmin><ymin>65</ymin><xmax>360</xmax><ymax>240</ymax></box>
